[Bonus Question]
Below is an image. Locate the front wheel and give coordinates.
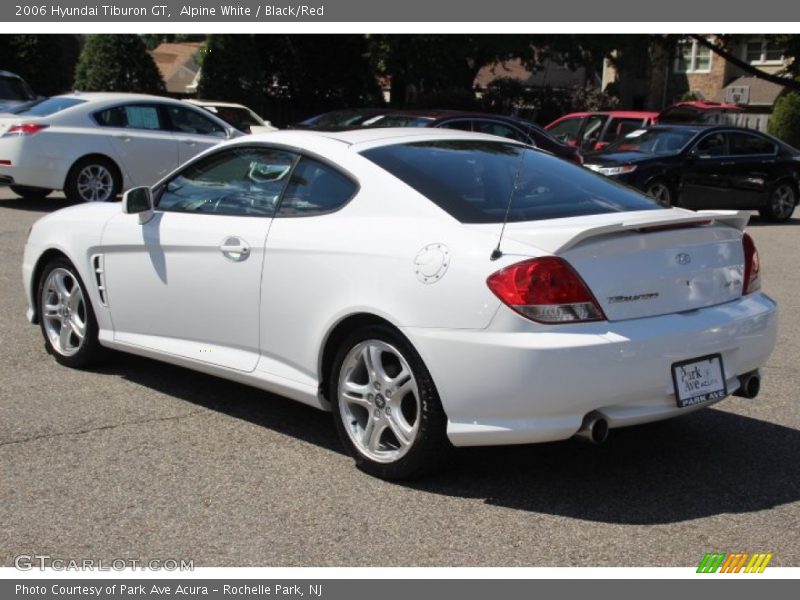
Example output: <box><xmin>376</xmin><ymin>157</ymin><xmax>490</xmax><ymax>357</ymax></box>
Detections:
<box><xmin>330</xmin><ymin>325</ymin><xmax>452</xmax><ymax>479</ymax></box>
<box><xmin>65</xmin><ymin>157</ymin><xmax>120</xmax><ymax>203</ymax></box>
<box><xmin>37</xmin><ymin>258</ymin><xmax>102</xmax><ymax>368</ymax></box>
<box><xmin>646</xmin><ymin>179</ymin><xmax>674</xmax><ymax>207</ymax></box>
<box><xmin>760</xmin><ymin>182</ymin><xmax>797</xmax><ymax>222</ymax></box>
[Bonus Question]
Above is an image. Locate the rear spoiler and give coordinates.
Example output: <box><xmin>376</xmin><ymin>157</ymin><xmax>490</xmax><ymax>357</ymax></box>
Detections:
<box><xmin>515</xmin><ymin>210</ymin><xmax>750</xmax><ymax>254</ymax></box>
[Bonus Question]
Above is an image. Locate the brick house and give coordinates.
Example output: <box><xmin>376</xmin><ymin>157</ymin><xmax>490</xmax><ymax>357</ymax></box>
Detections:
<box><xmin>601</xmin><ymin>36</ymin><xmax>793</xmax><ymax>130</ymax></box>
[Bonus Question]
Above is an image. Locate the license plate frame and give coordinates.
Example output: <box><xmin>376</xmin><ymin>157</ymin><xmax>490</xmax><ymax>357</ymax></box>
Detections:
<box><xmin>671</xmin><ymin>354</ymin><xmax>728</xmax><ymax>408</ymax></box>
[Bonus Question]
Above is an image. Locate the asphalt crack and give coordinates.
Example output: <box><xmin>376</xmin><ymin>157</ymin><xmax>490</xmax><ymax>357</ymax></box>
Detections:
<box><xmin>0</xmin><ymin>409</ymin><xmax>212</xmax><ymax>448</ymax></box>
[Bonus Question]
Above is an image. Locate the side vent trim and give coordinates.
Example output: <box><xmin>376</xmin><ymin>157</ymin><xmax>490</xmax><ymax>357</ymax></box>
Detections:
<box><xmin>91</xmin><ymin>254</ymin><xmax>108</xmax><ymax>306</ymax></box>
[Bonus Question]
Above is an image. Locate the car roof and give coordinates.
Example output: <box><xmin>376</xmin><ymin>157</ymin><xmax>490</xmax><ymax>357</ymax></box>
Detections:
<box><xmin>240</xmin><ymin>126</ymin><xmax>528</xmax><ymax>151</ymax></box>
<box><xmin>303</xmin><ymin>107</ymin><xmax>543</xmax><ymax>126</ymax></box>
<box><xmin>56</xmin><ymin>92</ymin><xmax>185</xmax><ymax>104</ymax></box>
<box><xmin>554</xmin><ymin>110</ymin><xmax>660</xmax><ymax>120</ymax></box>
<box><xmin>0</xmin><ymin>70</ymin><xmax>25</xmax><ymax>79</ymax></box>
<box><xmin>186</xmin><ymin>99</ymin><xmax>249</xmax><ymax>109</ymax></box>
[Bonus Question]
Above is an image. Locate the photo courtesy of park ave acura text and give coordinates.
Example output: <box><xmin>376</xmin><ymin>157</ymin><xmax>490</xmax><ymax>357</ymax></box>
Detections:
<box><xmin>1</xmin><ymin>31</ymin><xmax>799</xmax><ymax>568</ymax></box>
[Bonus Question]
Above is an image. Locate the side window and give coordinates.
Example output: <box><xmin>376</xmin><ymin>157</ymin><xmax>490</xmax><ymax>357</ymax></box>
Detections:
<box><xmin>277</xmin><ymin>158</ymin><xmax>356</xmax><ymax>216</ymax></box>
<box><xmin>473</xmin><ymin>120</ymin><xmax>527</xmax><ymax>142</ymax></box>
<box><xmin>580</xmin><ymin>115</ymin><xmax>609</xmax><ymax>150</ymax></box>
<box><xmin>693</xmin><ymin>132</ymin><xmax>728</xmax><ymax>156</ymax></box>
<box><xmin>547</xmin><ymin>117</ymin><xmax>582</xmax><ymax>143</ymax></box>
<box><xmin>729</xmin><ymin>132</ymin><xmax>776</xmax><ymax>156</ymax></box>
<box><xmin>157</xmin><ymin>147</ymin><xmax>296</xmax><ymax>216</ymax></box>
<box><xmin>438</xmin><ymin>120</ymin><xmax>474</xmax><ymax>132</ymax></box>
<box><xmin>95</xmin><ymin>104</ymin><xmax>162</xmax><ymax>130</ymax></box>
<box><xmin>166</xmin><ymin>105</ymin><xmax>228</xmax><ymax>137</ymax></box>
<box><xmin>601</xmin><ymin>118</ymin><xmax>645</xmax><ymax>143</ymax></box>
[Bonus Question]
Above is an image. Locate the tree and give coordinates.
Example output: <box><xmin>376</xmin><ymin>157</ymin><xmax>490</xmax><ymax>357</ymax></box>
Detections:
<box><xmin>74</xmin><ymin>35</ymin><xmax>164</xmax><ymax>94</ymax></box>
<box><xmin>197</xmin><ymin>35</ymin><xmax>266</xmax><ymax>112</ymax></box>
<box><xmin>369</xmin><ymin>35</ymin><xmax>528</xmax><ymax>107</ymax></box>
<box><xmin>768</xmin><ymin>91</ymin><xmax>800</xmax><ymax>148</ymax></box>
<box><xmin>0</xmin><ymin>35</ymin><xmax>81</xmax><ymax>96</ymax></box>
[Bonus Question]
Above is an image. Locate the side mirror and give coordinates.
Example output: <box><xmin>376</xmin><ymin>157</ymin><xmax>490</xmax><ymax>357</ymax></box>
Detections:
<box><xmin>122</xmin><ymin>186</ymin><xmax>154</xmax><ymax>224</ymax></box>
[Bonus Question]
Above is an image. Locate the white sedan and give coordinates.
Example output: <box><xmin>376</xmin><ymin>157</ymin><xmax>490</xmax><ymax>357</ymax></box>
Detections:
<box><xmin>22</xmin><ymin>128</ymin><xmax>778</xmax><ymax>479</ymax></box>
<box><xmin>0</xmin><ymin>92</ymin><xmax>238</xmax><ymax>203</ymax></box>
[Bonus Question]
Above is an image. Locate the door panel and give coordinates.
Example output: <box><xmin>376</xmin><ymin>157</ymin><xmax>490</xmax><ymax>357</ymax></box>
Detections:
<box><xmin>100</xmin><ymin>146</ymin><xmax>297</xmax><ymax>372</ymax></box>
<box><xmin>679</xmin><ymin>132</ymin><xmax>731</xmax><ymax>208</ymax></box>
<box><xmin>96</xmin><ymin>103</ymin><xmax>178</xmax><ymax>186</ymax></box>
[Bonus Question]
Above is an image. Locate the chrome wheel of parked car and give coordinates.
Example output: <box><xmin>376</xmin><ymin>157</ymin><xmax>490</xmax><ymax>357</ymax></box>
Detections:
<box><xmin>646</xmin><ymin>180</ymin><xmax>673</xmax><ymax>207</ymax></box>
<box><xmin>37</xmin><ymin>259</ymin><xmax>102</xmax><ymax>368</ymax></box>
<box><xmin>763</xmin><ymin>183</ymin><xmax>796</xmax><ymax>222</ymax></box>
<box><xmin>65</xmin><ymin>157</ymin><xmax>120</xmax><ymax>203</ymax></box>
<box><xmin>331</xmin><ymin>325</ymin><xmax>451</xmax><ymax>479</ymax></box>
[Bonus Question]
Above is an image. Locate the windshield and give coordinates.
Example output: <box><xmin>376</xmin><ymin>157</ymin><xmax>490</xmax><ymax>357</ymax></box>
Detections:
<box><xmin>12</xmin><ymin>97</ymin><xmax>86</xmax><ymax>117</ymax></box>
<box><xmin>603</xmin><ymin>128</ymin><xmax>697</xmax><ymax>155</ymax></box>
<box><xmin>361</xmin><ymin>140</ymin><xmax>659</xmax><ymax>224</ymax></box>
<box><xmin>0</xmin><ymin>76</ymin><xmax>35</xmax><ymax>102</ymax></box>
<box><xmin>299</xmin><ymin>110</ymin><xmax>377</xmax><ymax>129</ymax></box>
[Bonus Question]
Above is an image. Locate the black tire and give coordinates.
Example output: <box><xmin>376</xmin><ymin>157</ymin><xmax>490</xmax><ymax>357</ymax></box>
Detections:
<box><xmin>759</xmin><ymin>181</ymin><xmax>797</xmax><ymax>222</ymax></box>
<box><xmin>64</xmin><ymin>156</ymin><xmax>121</xmax><ymax>203</ymax></box>
<box><xmin>36</xmin><ymin>257</ymin><xmax>103</xmax><ymax>368</ymax></box>
<box><xmin>645</xmin><ymin>178</ymin><xmax>675</xmax><ymax>207</ymax></box>
<box><xmin>10</xmin><ymin>185</ymin><xmax>52</xmax><ymax>200</ymax></box>
<box><xmin>329</xmin><ymin>324</ymin><xmax>453</xmax><ymax>479</ymax></box>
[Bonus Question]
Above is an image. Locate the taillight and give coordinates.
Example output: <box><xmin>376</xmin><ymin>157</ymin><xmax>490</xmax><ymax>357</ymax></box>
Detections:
<box><xmin>742</xmin><ymin>232</ymin><xmax>761</xmax><ymax>295</ymax></box>
<box><xmin>487</xmin><ymin>256</ymin><xmax>606</xmax><ymax>323</ymax></box>
<box><xmin>2</xmin><ymin>123</ymin><xmax>49</xmax><ymax>137</ymax></box>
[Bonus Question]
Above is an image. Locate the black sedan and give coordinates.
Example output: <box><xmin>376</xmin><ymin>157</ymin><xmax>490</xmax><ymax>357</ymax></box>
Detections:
<box><xmin>295</xmin><ymin>108</ymin><xmax>582</xmax><ymax>164</ymax></box>
<box><xmin>583</xmin><ymin>124</ymin><xmax>800</xmax><ymax>221</ymax></box>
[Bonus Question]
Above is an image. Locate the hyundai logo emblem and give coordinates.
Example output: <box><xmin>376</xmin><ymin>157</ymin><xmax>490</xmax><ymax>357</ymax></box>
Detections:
<box><xmin>676</xmin><ymin>253</ymin><xmax>692</xmax><ymax>266</ymax></box>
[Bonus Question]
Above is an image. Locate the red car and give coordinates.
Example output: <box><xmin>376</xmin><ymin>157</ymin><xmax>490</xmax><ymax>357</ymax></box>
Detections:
<box><xmin>546</xmin><ymin>102</ymin><xmax>742</xmax><ymax>152</ymax></box>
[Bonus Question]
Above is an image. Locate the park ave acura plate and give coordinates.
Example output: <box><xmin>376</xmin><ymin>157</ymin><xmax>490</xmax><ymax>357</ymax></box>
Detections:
<box><xmin>672</xmin><ymin>354</ymin><xmax>728</xmax><ymax>408</ymax></box>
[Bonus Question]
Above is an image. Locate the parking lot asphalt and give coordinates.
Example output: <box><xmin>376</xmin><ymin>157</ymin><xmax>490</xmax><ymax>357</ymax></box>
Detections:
<box><xmin>1</xmin><ymin>187</ymin><xmax>799</xmax><ymax>568</ymax></box>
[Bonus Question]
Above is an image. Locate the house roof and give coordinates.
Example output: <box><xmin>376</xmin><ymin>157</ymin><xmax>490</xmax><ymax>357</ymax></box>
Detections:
<box><xmin>715</xmin><ymin>76</ymin><xmax>787</xmax><ymax>107</ymax></box>
<box><xmin>149</xmin><ymin>42</ymin><xmax>203</xmax><ymax>94</ymax></box>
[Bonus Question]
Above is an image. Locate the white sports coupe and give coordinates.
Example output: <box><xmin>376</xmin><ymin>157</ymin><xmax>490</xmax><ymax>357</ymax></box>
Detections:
<box><xmin>0</xmin><ymin>92</ymin><xmax>238</xmax><ymax>203</ymax></box>
<box><xmin>22</xmin><ymin>128</ymin><xmax>778</xmax><ymax>478</ymax></box>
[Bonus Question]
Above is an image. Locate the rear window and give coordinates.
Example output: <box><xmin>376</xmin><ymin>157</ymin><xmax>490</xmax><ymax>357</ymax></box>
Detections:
<box><xmin>13</xmin><ymin>97</ymin><xmax>86</xmax><ymax>117</ymax></box>
<box><xmin>361</xmin><ymin>140</ymin><xmax>659</xmax><ymax>223</ymax></box>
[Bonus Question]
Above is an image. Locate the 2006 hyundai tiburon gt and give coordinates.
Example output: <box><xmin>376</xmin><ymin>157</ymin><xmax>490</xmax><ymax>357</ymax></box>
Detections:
<box><xmin>22</xmin><ymin>128</ymin><xmax>778</xmax><ymax>478</ymax></box>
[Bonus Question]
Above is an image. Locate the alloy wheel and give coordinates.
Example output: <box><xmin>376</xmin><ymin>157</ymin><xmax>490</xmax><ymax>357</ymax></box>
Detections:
<box><xmin>41</xmin><ymin>268</ymin><xmax>88</xmax><ymax>357</ymax></box>
<box><xmin>647</xmin><ymin>182</ymin><xmax>672</xmax><ymax>207</ymax></box>
<box><xmin>337</xmin><ymin>340</ymin><xmax>421</xmax><ymax>464</ymax></box>
<box><xmin>770</xmin><ymin>184</ymin><xmax>796</xmax><ymax>220</ymax></box>
<box><xmin>76</xmin><ymin>164</ymin><xmax>114</xmax><ymax>202</ymax></box>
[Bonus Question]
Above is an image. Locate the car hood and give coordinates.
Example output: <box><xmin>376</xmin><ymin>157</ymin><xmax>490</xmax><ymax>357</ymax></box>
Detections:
<box><xmin>582</xmin><ymin>151</ymin><xmax>661</xmax><ymax>166</ymax></box>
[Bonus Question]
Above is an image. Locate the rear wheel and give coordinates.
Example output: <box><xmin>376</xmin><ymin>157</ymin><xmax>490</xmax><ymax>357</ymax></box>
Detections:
<box><xmin>37</xmin><ymin>258</ymin><xmax>102</xmax><ymax>368</ymax></box>
<box><xmin>646</xmin><ymin>179</ymin><xmax>674</xmax><ymax>207</ymax></box>
<box><xmin>330</xmin><ymin>325</ymin><xmax>452</xmax><ymax>479</ymax></box>
<box><xmin>65</xmin><ymin>157</ymin><xmax>120</xmax><ymax>203</ymax></box>
<box><xmin>760</xmin><ymin>182</ymin><xmax>796</xmax><ymax>222</ymax></box>
<box><xmin>10</xmin><ymin>185</ymin><xmax>52</xmax><ymax>200</ymax></box>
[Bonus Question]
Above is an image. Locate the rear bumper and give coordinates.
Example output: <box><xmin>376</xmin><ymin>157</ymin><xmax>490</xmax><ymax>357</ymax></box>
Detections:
<box><xmin>404</xmin><ymin>292</ymin><xmax>778</xmax><ymax>447</ymax></box>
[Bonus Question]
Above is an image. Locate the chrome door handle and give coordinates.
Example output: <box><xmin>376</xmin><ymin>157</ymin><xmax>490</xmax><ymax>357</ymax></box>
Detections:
<box><xmin>113</xmin><ymin>134</ymin><xmax>131</xmax><ymax>142</ymax></box>
<box><xmin>220</xmin><ymin>238</ymin><xmax>250</xmax><ymax>261</ymax></box>
<box><xmin>720</xmin><ymin>161</ymin><xmax>736</xmax><ymax>166</ymax></box>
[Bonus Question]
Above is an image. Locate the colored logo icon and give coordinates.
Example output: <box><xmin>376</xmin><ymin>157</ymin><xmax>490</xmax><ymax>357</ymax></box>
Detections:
<box><xmin>697</xmin><ymin>552</ymin><xmax>773</xmax><ymax>573</ymax></box>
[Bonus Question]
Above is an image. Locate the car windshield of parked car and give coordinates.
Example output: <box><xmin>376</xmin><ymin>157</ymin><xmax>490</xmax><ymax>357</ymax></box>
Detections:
<box><xmin>299</xmin><ymin>110</ymin><xmax>376</xmax><ymax>129</ymax></box>
<box><xmin>209</xmin><ymin>106</ymin><xmax>265</xmax><ymax>128</ymax></box>
<box><xmin>603</xmin><ymin>128</ymin><xmax>696</xmax><ymax>155</ymax></box>
<box><xmin>361</xmin><ymin>114</ymin><xmax>434</xmax><ymax>128</ymax></box>
<box><xmin>361</xmin><ymin>140</ymin><xmax>659</xmax><ymax>223</ymax></box>
<box><xmin>0</xmin><ymin>76</ymin><xmax>35</xmax><ymax>101</ymax></box>
<box><xmin>12</xmin><ymin>97</ymin><xmax>86</xmax><ymax>117</ymax></box>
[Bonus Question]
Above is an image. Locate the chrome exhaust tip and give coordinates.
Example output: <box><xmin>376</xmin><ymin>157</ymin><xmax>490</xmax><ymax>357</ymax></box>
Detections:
<box><xmin>575</xmin><ymin>411</ymin><xmax>609</xmax><ymax>445</ymax></box>
<box><xmin>734</xmin><ymin>371</ymin><xmax>761</xmax><ymax>399</ymax></box>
